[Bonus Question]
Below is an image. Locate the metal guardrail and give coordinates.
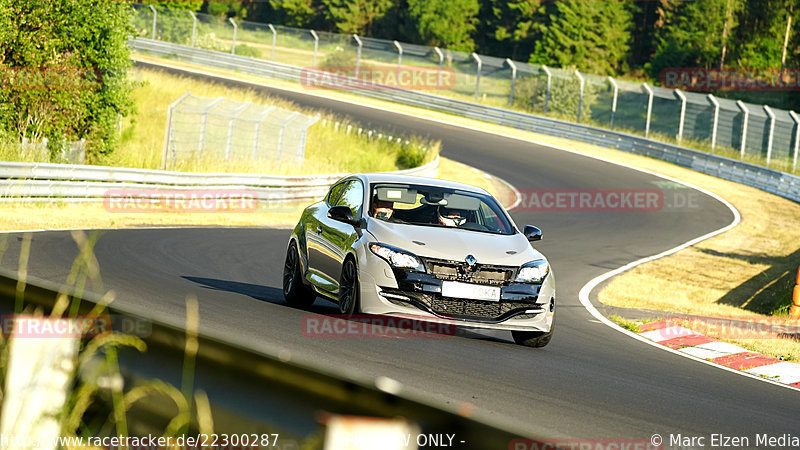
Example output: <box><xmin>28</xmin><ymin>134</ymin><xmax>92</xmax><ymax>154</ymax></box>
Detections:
<box><xmin>0</xmin><ymin>266</ymin><xmax>528</xmax><ymax>445</ymax></box>
<box><xmin>0</xmin><ymin>157</ymin><xmax>439</xmax><ymax>202</ymax></box>
<box><xmin>130</xmin><ymin>38</ymin><xmax>800</xmax><ymax>204</ymax></box>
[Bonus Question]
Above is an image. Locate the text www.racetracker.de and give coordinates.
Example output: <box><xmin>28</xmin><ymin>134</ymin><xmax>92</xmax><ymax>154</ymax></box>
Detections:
<box><xmin>0</xmin><ymin>433</ymin><xmax>281</xmax><ymax>449</ymax></box>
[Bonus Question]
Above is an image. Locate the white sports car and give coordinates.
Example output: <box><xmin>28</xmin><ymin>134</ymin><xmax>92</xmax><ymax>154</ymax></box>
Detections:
<box><xmin>283</xmin><ymin>173</ymin><xmax>555</xmax><ymax>347</ymax></box>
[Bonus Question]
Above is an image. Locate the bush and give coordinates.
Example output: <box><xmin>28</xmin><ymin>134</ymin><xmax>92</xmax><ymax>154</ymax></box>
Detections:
<box><xmin>396</xmin><ymin>143</ymin><xmax>430</xmax><ymax>169</ymax></box>
<box><xmin>513</xmin><ymin>74</ymin><xmax>597</xmax><ymax>121</ymax></box>
<box><xmin>0</xmin><ymin>0</ymin><xmax>134</xmax><ymax>159</ymax></box>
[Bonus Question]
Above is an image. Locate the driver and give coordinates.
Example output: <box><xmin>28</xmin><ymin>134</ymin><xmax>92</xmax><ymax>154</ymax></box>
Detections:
<box><xmin>437</xmin><ymin>206</ymin><xmax>467</xmax><ymax>227</ymax></box>
<box><xmin>372</xmin><ymin>198</ymin><xmax>394</xmax><ymax>221</ymax></box>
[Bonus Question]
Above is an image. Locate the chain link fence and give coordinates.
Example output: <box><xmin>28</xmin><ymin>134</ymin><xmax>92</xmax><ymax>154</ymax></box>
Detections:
<box><xmin>132</xmin><ymin>4</ymin><xmax>800</xmax><ymax>173</ymax></box>
<box><xmin>163</xmin><ymin>92</ymin><xmax>319</xmax><ymax>170</ymax></box>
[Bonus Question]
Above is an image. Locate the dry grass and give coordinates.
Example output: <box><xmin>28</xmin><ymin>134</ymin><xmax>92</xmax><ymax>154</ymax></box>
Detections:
<box><xmin>103</xmin><ymin>67</ymin><xmax>438</xmax><ymax>174</ymax></box>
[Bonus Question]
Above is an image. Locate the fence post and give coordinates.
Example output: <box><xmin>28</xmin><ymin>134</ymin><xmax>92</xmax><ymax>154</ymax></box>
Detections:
<box><xmin>225</xmin><ymin>103</ymin><xmax>249</xmax><ymax>160</ymax></box>
<box><xmin>737</xmin><ymin>100</ymin><xmax>749</xmax><ymax>159</ymax></box>
<box><xmin>506</xmin><ymin>59</ymin><xmax>517</xmax><ymax>106</ymax></box>
<box><xmin>393</xmin><ymin>41</ymin><xmax>403</xmax><ymax>81</ymax></box>
<box><xmin>162</xmin><ymin>92</ymin><xmax>191</xmax><ymax>170</ymax></box>
<box><xmin>149</xmin><ymin>5</ymin><xmax>157</xmax><ymax>40</ymax></box>
<box><xmin>542</xmin><ymin>65</ymin><xmax>552</xmax><ymax>114</ymax></box>
<box><xmin>764</xmin><ymin>105</ymin><xmax>776</xmax><ymax>166</ymax></box>
<box><xmin>229</xmin><ymin>18</ymin><xmax>238</xmax><ymax>54</ymax></box>
<box><xmin>189</xmin><ymin>12</ymin><xmax>197</xmax><ymax>47</ymax></box>
<box><xmin>252</xmin><ymin>107</ymin><xmax>276</xmax><ymax>160</ymax></box>
<box><xmin>675</xmin><ymin>90</ymin><xmax>686</xmax><ymax>144</ymax></box>
<box><xmin>310</xmin><ymin>30</ymin><xmax>319</xmax><ymax>69</ymax></box>
<box><xmin>297</xmin><ymin>116</ymin><xmax>320</xmax><ymax>161</ymax></box>
<box><xmin>268</xmin><ymin>24</ymin><xmax>277</xmax><ymax>61</ymax></box>
<box><xmin>608</xmin><ymin>77</ymin><xmax>618</xmax><ymax>129</ymax></box>
<box><xmin>643</xmin><ymin>83</ymin><xmax>654</xmax><ymax>138</ymax></box>
<box><xmin>708</xmin><ymin>94</ymin><xmax>720</xmax><ymax>151</ymax></box>
<box><xmin>575</xmin><ymin>71</ymin><xmax>585</xmax><ymax>123</ymax></box>
<box><xmin>472</xmin><ymin>53</ymin><xmax>483</xmax><ymax>102</ymax></box>
<box><xmin>434</xmin><ymin>47</ymin><xmax>444</xmax><ymax>90</ymax></box>
<box><xmin>789</xmin><ymin>110</ymin><xmax>800</xmax><ymax>172</ymax></box>
<box><xmin>198</xmin><ymin>98</ymin><xmax>223</xmax><ymax>157</ymax></box>
<box><xmin>353</xmin><ymin>34</ymin><xmax>363</xmax><ymax>77</ymax></box>
<box><xmin>277</xmin><ymin>112</ymin><xmax>301</xmax><ymax>159</ymax></box>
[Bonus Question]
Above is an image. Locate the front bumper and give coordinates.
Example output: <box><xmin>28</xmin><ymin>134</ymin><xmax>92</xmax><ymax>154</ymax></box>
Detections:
<box><xmin>358</xmin><ymin>263</ymin><xmax>555</xmax><ymax>332</ymax></box>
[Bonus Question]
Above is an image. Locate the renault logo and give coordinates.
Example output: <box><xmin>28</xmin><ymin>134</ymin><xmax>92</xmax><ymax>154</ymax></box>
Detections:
<box><xmin>465</xmin><ymin>254</ymin><xmax>477</xmax><ymax>267</ymax></box>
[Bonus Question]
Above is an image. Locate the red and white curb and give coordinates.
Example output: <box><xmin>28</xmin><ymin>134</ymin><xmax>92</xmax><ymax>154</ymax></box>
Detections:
<box><xmin>637</xmin><ymin>320</ymin><xmax>800</xmax><ymax>387</ymax></box>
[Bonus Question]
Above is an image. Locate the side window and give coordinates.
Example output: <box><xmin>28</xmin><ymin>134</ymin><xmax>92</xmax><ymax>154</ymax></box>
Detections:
<box><xmin>327</xmin><ymin>181</ymin><xmax>347</xmax><ymax>206</ymax></box>
<box><xmin>335</xmin><ymin>180</ymin><xmax>365</xmax><ymax>217</ymax></box>
<box><xmin>479</xmin><ymin>202</ymin><xmax>504</xmax><ymax>232</ymax></box>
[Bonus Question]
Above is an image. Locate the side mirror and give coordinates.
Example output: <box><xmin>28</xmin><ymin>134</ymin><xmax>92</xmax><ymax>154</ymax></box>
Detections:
<box><xmin>523</xmin><ymin>225</ymin><xmax>542</xmax><ymax>242</ymax></box>
<box><xmin>328</xmin><ymin>205</ymin><xmax>358</xmax><ymax>226</ymax></box>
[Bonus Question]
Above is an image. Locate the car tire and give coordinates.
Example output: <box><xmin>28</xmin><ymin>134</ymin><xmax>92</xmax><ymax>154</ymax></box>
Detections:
<box><xmin>283</xmin><ymin>241</ymin><xmax>315</xmax><ymax>307</ymax></box>
<box><xmin>512</xmin><ymin>319</ymin><xmax>554</xmax><ymax>348</ymax></box>
<box><xmin>338</xmin><ymin>258</ymin><xmax>359</xmax><ymax>316</ymax></box>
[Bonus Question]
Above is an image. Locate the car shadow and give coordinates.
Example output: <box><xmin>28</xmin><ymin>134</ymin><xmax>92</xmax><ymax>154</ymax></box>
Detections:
<box><xmin>182</xmin><ymin>276</ymin><xmax>515</xmax><ymax>343</ymax></box>
<box><xmin>181</xmin><ymin>276</ymin><xmax>339</xmax><ymax>313</ymax></box>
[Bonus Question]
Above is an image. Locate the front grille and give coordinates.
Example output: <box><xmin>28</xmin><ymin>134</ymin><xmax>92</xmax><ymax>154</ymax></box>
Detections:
<box><xmin>424</xmin><ymin>258</ymin><xmax>516</xmax><ymax>286</ymax></box>
<box><xmin>382</xmin><ymin>288</ymin><xmax>538</xmax><ymax>321</ymax></box>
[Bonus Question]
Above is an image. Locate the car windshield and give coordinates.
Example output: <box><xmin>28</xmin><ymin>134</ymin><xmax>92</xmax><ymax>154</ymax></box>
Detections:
<box><xmin>369</xmin><ymin>183</ymin><xmax>514</xmax><ymax>235</ymax></box>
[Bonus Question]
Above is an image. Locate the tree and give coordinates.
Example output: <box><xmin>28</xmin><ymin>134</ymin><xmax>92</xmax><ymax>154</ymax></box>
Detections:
<box><xmin>269</xmin><ymin>0</ymin><xmax>327</xmax><ymax>28</ymax></box>
<box><xmin>529</xmin><ymin>1</ymin><xmax>632</xmax><ymax>76</ymax></box>
<box><xmin>650</xmin><ymin>0</ymin><xmax>744</xmax><ymax>77</ymax></box>
<box><xmin>323</xmin><ymin>0</ymin><xmax>393</xmax><ymax>35</ymax></box>
<box><xmin>407</xmin><ymin>0</ymin><xmax>480</xmax><ymax>51</ymax></box>
<box><xmin>732</xmin><ymin>0</ymin><xmax>799</xmax><ymax>69</ymax></box>
<box><xmin>476</xmin><ymin>0</ymin><xmax>544</xmax><ymax>60</ymax></box>
<box><xmin>0</xmin><ymin>0</ymin><xmax>134</xmax><ymax>159</ymax></box>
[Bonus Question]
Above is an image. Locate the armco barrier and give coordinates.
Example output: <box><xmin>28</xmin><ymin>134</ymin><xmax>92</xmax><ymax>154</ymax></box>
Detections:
<box><xmin>0</xmin><ymin>156</ymin><xmax>438</xmax><ymax>202</ymax></box>
<box><xmin>130</xmin><ymin>38</ymin><xmax>800</xmax><ymax>204</ymax></box>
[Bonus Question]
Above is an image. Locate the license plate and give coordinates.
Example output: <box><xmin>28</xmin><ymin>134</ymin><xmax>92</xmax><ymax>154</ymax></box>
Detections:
<box><xmin>441</xmin><ymin>281</ymin><xmax>500</xmax><ymax>302</ymax></box>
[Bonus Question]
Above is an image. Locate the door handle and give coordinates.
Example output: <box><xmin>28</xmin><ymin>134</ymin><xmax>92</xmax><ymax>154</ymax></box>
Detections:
<box><xmin>316</xmin><ymin>226</ymin><xmax>323</xmax><ymax>234</ymax></box>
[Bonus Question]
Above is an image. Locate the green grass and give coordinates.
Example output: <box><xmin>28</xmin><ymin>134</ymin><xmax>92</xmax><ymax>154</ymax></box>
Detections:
<box><xmin>96</xmin><ymin>67</ymin><xmax>439</xmax><ymax>174</ymax></box>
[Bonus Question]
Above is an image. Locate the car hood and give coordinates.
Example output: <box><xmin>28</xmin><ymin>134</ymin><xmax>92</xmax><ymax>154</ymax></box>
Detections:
<box><xmin>366</xmin><ymin>219</ymin><xmax>544</xmax><ymax>266</ymax></box>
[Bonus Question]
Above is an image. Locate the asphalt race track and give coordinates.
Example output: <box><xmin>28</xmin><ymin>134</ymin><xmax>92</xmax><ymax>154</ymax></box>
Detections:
<box><xmin>4</xmin><ymin>77</ymin><xmax>799</xmax><ymax>444</ymax></box>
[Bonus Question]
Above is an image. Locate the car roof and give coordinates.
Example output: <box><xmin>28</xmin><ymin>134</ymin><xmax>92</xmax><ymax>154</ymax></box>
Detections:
<box><xmin>349</xmin><ymin>173</ymin><xmax>490</xmax><ymax>194</ymax></box>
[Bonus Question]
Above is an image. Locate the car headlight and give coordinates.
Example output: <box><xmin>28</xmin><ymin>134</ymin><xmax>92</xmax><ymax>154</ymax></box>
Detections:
<box><xmin>515</xmin><ymin>259</ymin><xmax>550</xmax><ymax>283</ymax></box>
<box><xmin>369</xmin><ymin>243</ymin><xmax>426</xmax><ymax>272</ymax></box>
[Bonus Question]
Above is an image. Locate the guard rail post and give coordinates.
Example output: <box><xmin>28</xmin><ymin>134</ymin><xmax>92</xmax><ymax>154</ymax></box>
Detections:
<box><xmin>393</xmin><ymin>40</ymin><xmax>403</xmax><ymax>81</ymax></box>
<box><xmin>434</xmin><ymin>47</ymin><xmax>444</xmax><ymax>91</ymax></box>
<box><xmin>149</xmin><ymin>5</ymin><xmax>157</xmax><ymax>40</ymax></box>
<box><xmin>708</xmin><ymin>94</ymin><xmax>720</xmax><ymax>152</ymax></box>
<box><xmin>229</xmin><ymin>18</ymin><xmax>238</xmax><ymax>55</ymax></box>
<box><xmin>608</xmin><ymin>77</ymin><xmax>619</xmax><ymax>130</ymax></box>
<box><xmin>675</xmin><ymin>90</ymin><xmax>687</xmax><ymax>144</ymax></box>
<box><xmin>268</xmin><ymin>24</ymin><xmax>276</xmax><ymax>61</ymax></box>
<box><xmin>472</xmin><ymin>53</ymin><xmax>483</xmax><ymax>102</ymax></box>
<box><xmin>506</xmin><ymin>59</ymin><xmax>517</xmax><ymax>106</ymax></box>
<box><xmin>644</xmin><ymin>83</ymin><xmax>654</xmax><ymax>138</ymax></box>
<box><xmin>353</xmin><ymin>34</ymin><xmax>363</xmax><ymax>78</ymax></box>
<box><xmin>737</xmin><ymin>100</ymin><xmax>749</xmax><ymax>159</ymax></box>
<box><xmin>542</xmin><ymin>65</ymin><xmax>552</xmax><ymax>114</ymax></box>
<box><xmin>764</xmin><ymin>105</ymin><xmax>776</xmax><ymax>166</ymax></box>
<box><xmin>189</xmin><ymin>12</ymin><xmax>197</xmax><ymax>48</ymax></box>
<box><xmin>310</xmin><ymin>30</ymin><xmax>319</xmax><ymax>69</ymax></box>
